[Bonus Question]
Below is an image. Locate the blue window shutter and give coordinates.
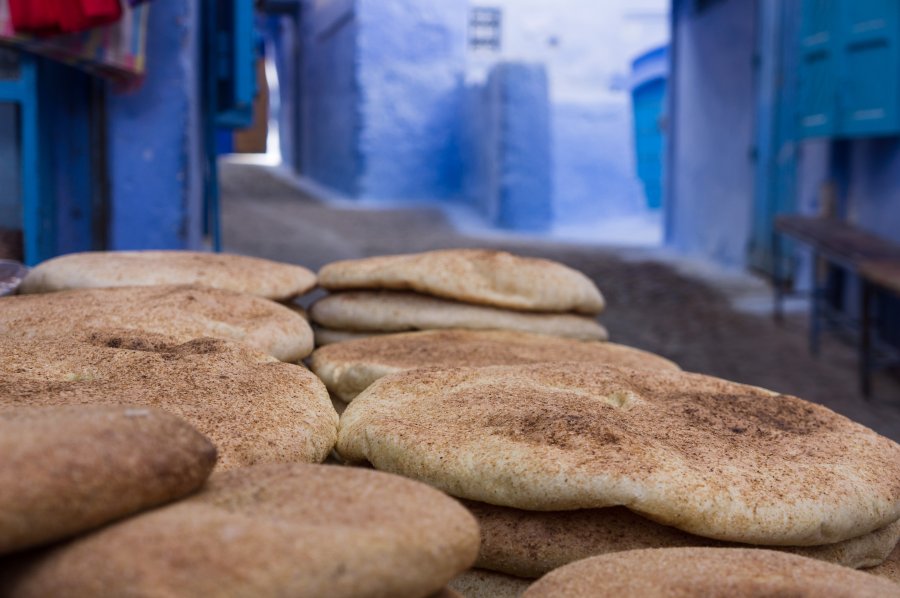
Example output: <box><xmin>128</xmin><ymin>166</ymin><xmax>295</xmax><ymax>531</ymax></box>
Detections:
<box><xmin>838</xmin><ymin>0</ymin><xmax>900</xmax><ymax>136</ymax></box>
<box><xmin>214</xmin><ymin>0</ymin><xmax>257</xmax><ymax>129</ymax></box>
<box><xmin>797</xmin><ymin>0</ymin><xmax>839</xmax><ymax>138</ymax></box>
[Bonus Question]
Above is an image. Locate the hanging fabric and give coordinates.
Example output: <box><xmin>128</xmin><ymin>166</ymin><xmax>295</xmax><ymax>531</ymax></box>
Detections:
<box><xmin>9</xmin><ymin>0</ymin><xmax>122</xmax><ymax>35</ymax></box>
<box><xmin>0</xmin><ymin>0</ymin><xmax>147</xmax><ymax>86</ymax></box>
<box><xmin>8</xmin><ymin>0</ymin><xmax>63</xmax><ymax>35</ymax></box>
<box><xmin>58</xmin><ymin>0</ymin><xmax>122</xmax><ymax>33</ymax></box>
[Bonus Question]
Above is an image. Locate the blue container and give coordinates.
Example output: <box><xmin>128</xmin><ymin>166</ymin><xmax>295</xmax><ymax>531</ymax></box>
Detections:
<box><xmin>630</xmin><ymin>45</ymin><xmax>668</xmax><ymax>210</ymax></box>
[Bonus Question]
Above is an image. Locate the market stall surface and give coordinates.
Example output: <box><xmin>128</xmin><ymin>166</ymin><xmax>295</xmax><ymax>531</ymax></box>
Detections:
<box><xmin>220</xmin><ymin>161</ymin><xmax>900</xmax><ymax>441</ymax></box>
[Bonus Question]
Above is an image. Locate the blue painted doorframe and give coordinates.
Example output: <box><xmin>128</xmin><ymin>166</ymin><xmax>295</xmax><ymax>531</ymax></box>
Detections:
<box><xmin>750</xmin><ymin>0</ymin><xmax>800</xmax><ymax>275</ymax></box>
<box><xmin>0</xmin><ymin>54</ymin><xmax>46</xmax><ymax>265</ymax></box>
<box><xmin>202</xmin><ymin>0</ymin><xmax>260</xmax><ymax>252</ymax></box>
<box><xmin>0</xmin><ymin>54</ymin><xmax>96</xmax><ymax>266</ymax></box>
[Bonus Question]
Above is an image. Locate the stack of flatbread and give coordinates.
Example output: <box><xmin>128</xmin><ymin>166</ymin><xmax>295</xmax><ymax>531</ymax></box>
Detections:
<box><xmin>19</xmin><ymin>250</ymin><xmax>317</xmax><ymax>300</ymax></box>
<box><xmin>1</xmin><ymin>405</ymin><xmax>478</xmax><ymax>596</ymax></box>
<box><xmin>0</xmin><ymin>406</ymin><xmax>216</xmax><ymax>558</ymax></box>
<box><xmin>8</xmin><ymin>248</ymin><xmax>900</xmax><ymax>596</ymax></box>
<box><xmin>2</xmin><ymin>250</ymin><xmax>484</xmax><ymax>596</ymax></box>
<box><xmin>522</xmin><ymin>547</ymin><xmax>900</xmax><ymax>597</ymax></box>
<box><xmin>0</xmin><ymin>285</ymin><xmax>315</xmax><ymax>362</ymax></box>
<box><xmin>1</xmin><ymin>463</ymin><xmax>480</xmax><ymax>597</ymax></box>
<box><xmin>310</xmin><ymin>329</ymin><xmax>679</xmax><ymax>413</ymax></box>
<box><xmin>311</xmin><ymin>249</ymin><xmax>608</xmax><ymax>345</ymax></box>
<box><xmin>0</xmin><ymin>330</ymin><xmax>339</xmax><ymax>470</ymax></box>
<box><xmin>1</xmin><ymin>251</ymin><xmax>334</xmax><ymax>468</ymax></box>
<box><xmin>15</xmin><ymin>250</ymin><xmax>320</xmax><ymax>360</ymax></box>
<box><xmin>337</xmin><ymin>362</ymin><xmax>900</xmax><ymax>594</ymax></box>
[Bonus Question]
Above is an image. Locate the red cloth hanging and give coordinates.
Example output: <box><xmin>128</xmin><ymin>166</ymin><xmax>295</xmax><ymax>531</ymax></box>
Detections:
<box><xmin>59</xmin><ymin>0</ymin><xmax>122</xmax><ymax>33</ymax></box>
<box><xmin>9</xmin><ymin>0</ymin><xmax>63</xmax><ymax>35</ymax></box>
<box><xmin>9</xmin><ymin>0</ymin><xmax>122</xmax><ymax>35</ymax></box>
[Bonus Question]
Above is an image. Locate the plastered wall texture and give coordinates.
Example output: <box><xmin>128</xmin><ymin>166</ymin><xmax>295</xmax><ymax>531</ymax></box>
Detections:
<box><xmin>356</xmin><ymin>0</ymin><xmax>467</xmax><ymax>200</ymax></box>
<box><xmin>294</xmin><ymin>0</ymin><xmax>639</xmax><ymax>231</ymax></box>
<box><xmin>106</xmin><ymin>0</ymin><xmax>203</xmax><ymax>249</ymax></box>
<box><xmin>554</xmin><ymin>100</ymin><xmax>645</xmax><ymax>226</ymax></box>
<box><xmin>667</xmin><ymin>0</ymin><xmax>756</xmax><ymax>268</ymax></box>
<box><xmin>302</xmin><ymin>0</ymin><xmax>362</xmax><ymax>196</ymax></box>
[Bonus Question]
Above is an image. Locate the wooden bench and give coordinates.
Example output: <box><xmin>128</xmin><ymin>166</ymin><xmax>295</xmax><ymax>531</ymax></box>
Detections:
<box><xmin>773</xmin><ymin>215</ymin><xmax>900</xmax><ymax>398</ymax></box>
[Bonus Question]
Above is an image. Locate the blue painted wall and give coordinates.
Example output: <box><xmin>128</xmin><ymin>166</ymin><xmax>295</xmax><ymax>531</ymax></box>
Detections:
<box><xmin>790</xmin><ymin>139</ymin><xmax>830</xmax><ymax>289</ymax></box>
<box><xmin>290</xmin><ymin>0</ymin><xmax>467</xmax><ymax>200</ymax></box>
<box><xmin>846</xmin><ymin>139</ymin><xmax>900</xmax><ymax>240</ymax></box>
<box><xmin>554</xmin><ymin>100</ymin><xmax>644</xmax><ymax>226</ymax></box>
<box><xmin>492</xmin><ymin>63</ymin><xmax>552</xmax><ymax>230</ymax></box>
<box><xmin>301</xmin><ymin>0</ymin><xmax>361</xmax><ymax>196</ymax></box>
<box><xmin>460</xmin><ymin>82</ymin><xmax>495</xmax><ymax>215</ymax></box>
<box><xmin>667</xmin><ymin>0</ymin><xmax>756</xmax><ymax>268</ymax></box>
<box><xmin>355</xmin><ymin>0</ymin><xmax>467</xmax><ymax>200</ymax></box>
<box><xmin>106</xmin><ymin>0</ymin><xmax>204</xmax><ymax>250</ymax></box>
<box><xmin>267</xmin><ymin>14</ymin><xmax>301</xmax><ymax>172</ymax></box>
<box><xmin>39</xmin><ymin>60</ymin><xmax>95</xmax><ymax>255</ymax></box>
<box><xmin>462</xmin><ymin>62</ymin><xmax>553</xmax><ymax>230</ymax></box>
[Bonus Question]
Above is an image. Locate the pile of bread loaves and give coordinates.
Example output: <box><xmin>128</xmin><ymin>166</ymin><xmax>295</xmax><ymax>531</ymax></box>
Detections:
<box><xmin>0</xmin><ymin>248</ymin><xmax>898</xmax><ymax>597</ymax></box>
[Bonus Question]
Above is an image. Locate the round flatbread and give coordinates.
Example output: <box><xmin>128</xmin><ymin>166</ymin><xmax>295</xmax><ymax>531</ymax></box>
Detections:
<box><xmin>466</xmin><ymin>501</ymin><xmax>900</xmax><ymax>578</ymax></box>
<box><xmin>521</xmin><ymin>548</ymin><xmax>900</xmax><ymax>598</ymax></box>
<box><xmin>0</xmin><ymin>406</ymin><xmax>215</xmax><ymax>556</ymax></box>
<box><xmin>311</xmin><ymin>330</ymin><xmax>678</xmax><ymax>402</ymax></box>
<box><xmin>0</xmin><ymin>464</ymin><xmax>480</xmax><ymax>598</ymax></box>
<box><xmin>310</xmin><ymin>291</ymin><xmax>608</xmax><ymax>340</ymax></box>
<box><xmin>449</xmin><ymin>569</ymin><xmax>531</xmax><ymax>598</ymax></box>
<box><xmin>338</xmin><ymin>363</ymin><xmax>900</xmax><ymax>546</ymax></box>
<box><xmin>318</xmin><ymin>249</ymin><xmax>605</xmax><ymax>314</ymax></box>
<box><xmin>0</xmin><ymin>285</ymin><xmax>314</xmax><ymax>362</ymax></box>
<box><xmin>867</xmin><ymin>543</ymin><xmax>900</xmax><ymax>584</ymax></box>
<box><xmin>0</xmin><ymin>331</ymin><xmax>338</xmax><ymax>469</ymax></box>
<box><xmin>19</xmin><ymin>250</ymin><xmax>317</xmax><ymax>300</ymax></box>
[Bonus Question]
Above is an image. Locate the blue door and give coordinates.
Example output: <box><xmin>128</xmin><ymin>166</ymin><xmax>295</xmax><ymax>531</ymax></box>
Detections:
<box><xmin>632</xmin><ymin>79</ymin><xmax>666</xmax><ymax>210</ymax></box>
<box><xmin>797</xmin><ymin>0</ymin><xmax>900</xmax><ymax>138</ymax></box>
<box><xmin>838</xmin><ymin>0</ymin><xmax>900</xmax><ymax>136</ymax></box>
<box><xmin>630</xmin><ymin>46</ymin><xmax>668</xmax><ymax>210</ymax></box>
<box><xmin>798</xmin><ymin>0</ymin><xmax>839</xmax><ymax>137</ymax></box>
<box><xmin>751</xmin><ymin>0</ymin><xmax>800</xmax><ymax>274</ymax></box>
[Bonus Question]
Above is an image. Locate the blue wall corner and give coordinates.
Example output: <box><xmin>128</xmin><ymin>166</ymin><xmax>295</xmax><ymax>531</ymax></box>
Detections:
<box><xmin>299</xmin><ymin>0</ymin><xmax>362</xmax><ymax>196</ymax></box>
<box><xmin>39</xmin><ymin>60</ymin><xmax>95</xmax><ymax>256</ymax></box>
<box><xmin>355</xmin><ymin>0</ymin><xmax>468</xmax><ymax>200</ymax></box>
<box><xmin>667</xmin><ymin>0</ymin><xmax>756</xmax><ymax>268</ymax></box>
<box><xmin>486</xmin><ymin>62</ymin><xmax>554</xmax><ymax>232</ymax></box>
<box><xmin>106</xmin><ymin>0</ymin><xmax>203</xmax><ymax>250</ymax></box>
<box><xmin>553</xmin><ymin>100</ymin><xmax>645</xmax><ymax>226</ymax></box>
<box><xmin>288</xmin><ymin>0</ymin><xmax>468</xmax><ymax>200</ymax></box>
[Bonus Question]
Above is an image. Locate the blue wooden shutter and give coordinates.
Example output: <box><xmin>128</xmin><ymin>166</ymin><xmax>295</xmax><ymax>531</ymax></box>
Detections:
<box><xmin>838</xmin><ymin>0</ymin><xmax>900</xmax><ymax>136</ymax></box>
<box><xmin>797</xmin><ymin>0</ymin><xmax>838</xmax><ymax>138</ymax></box>
<box><xmin>213</xmin><ymin>0</ymin><xmax>258</xmax><ymax>129</ymax></box>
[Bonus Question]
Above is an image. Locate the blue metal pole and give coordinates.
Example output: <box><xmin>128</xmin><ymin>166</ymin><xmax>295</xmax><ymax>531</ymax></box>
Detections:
<box><xmin>19</xmin><ymin>56</ymin><xmax>47</xmax><ymax>266</ymax></box>
<box><xmin>203</xmin><ymin>0</ymin><xmax>222</xmax><ymax>252</ymax></box>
